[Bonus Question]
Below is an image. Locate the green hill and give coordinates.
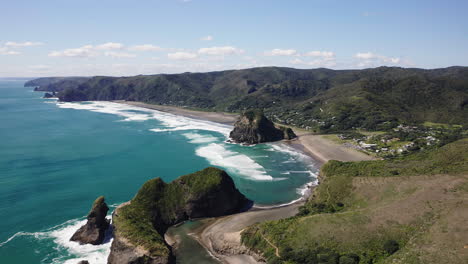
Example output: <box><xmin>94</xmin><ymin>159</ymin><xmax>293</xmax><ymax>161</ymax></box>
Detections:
<box><xmin>241</xmin><ymin>139</ymin><xmax>468</xmax><ymax>264</ymax></box>
<box><xmin>109</xmin><ymin>167</ymin><xmax>249</xmax><ymax>263</ymax></box>
<box><xmin>29</xmin><ymin>66</ymin><xmax>468</xmax><ymax>131</ymax></box>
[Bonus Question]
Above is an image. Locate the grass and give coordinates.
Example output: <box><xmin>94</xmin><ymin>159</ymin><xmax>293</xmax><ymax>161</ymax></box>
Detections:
<box><xmin>241</xmin><ymin>138</ymin><xmax>468</xmax><ymax>264</ymax></box>
<box><xmin>113</xmin><ymin>167</ymin><xmax>231</xmax><ymax>257</ymax></box>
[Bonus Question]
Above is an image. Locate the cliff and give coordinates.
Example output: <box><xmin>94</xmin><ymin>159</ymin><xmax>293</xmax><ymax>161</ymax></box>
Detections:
<box><xmin>70</xmin><ymin>196</ymin><xmax>110</xmax><ymax>245</ymax></box>
<box><xmin>108</xmin><ymin>167</ymin><xmax>251</xmax><ymax>264</ymax></box>
<box><xmin>229</xmin><ymin>109</ymin><xmax>296</xmax><ymax>144</ymax></box>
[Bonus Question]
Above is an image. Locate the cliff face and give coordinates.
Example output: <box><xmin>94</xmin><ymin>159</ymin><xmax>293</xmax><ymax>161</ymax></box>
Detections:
<box><xmin>70</xmin><ymin>196</ymin><xmax>110</xmax><ymax>245</ymax></box>
<box><xmin>229</xmin><ymin>110</ymin><xmax>296</xmax><ymax>144</ymax></box>
<box><xmin>108</xmin><ymin>167</ymin><xmax>251</xmax><ymax>264</ymax></box>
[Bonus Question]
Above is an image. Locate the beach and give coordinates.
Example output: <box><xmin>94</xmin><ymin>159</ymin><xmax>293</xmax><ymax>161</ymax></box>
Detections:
<box><xmin>114</xmin><ymin>100</ymin><xmax>376</xmax><ymax>164</ymax></box>
<box><xmin>114</xmin><ymin>100</ymin><xmax>376</xmax><ymax>263</ymax></box>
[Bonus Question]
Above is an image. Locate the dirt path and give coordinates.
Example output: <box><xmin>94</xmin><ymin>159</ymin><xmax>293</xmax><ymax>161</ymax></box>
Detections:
<box><xmin>260</xmin><ymin>233</ymin><xmax>280</xmax><ymax>258</ymax></box>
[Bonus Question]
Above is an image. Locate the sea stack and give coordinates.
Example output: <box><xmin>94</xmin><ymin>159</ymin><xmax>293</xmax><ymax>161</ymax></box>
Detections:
<box><xmin>229</xmin><ymin>109</ymin><xmax>296</xmax><ymax>144</ymax></box>
<box><xmin>108</xmin><ymin>167</ymin><xmax>251</xmax><ymax>264</ymax></box>
<box><xmin>70</xmin><ymin>196</ymin><xmax>110</xmax><ymax>245</ymax></box>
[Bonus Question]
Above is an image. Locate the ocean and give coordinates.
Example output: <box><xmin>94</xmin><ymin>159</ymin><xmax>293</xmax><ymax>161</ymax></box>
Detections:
<box><xmin>0</xmin><ymin>80</ymin><xmax>318</xmax><ymax>263</ymax></box>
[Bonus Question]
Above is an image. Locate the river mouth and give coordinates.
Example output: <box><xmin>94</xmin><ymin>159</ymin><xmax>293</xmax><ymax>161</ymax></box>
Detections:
<box><xmin>166</xmin><ymin>220</ymin><xmax>219</xmax><ymax>264</ymax></box>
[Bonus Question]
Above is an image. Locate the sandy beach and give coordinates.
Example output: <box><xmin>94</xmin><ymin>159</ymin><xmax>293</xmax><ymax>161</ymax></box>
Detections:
<box><xmin>114</xmin><ymin>100</ymin><xmax>376</xmax><ymax>263</ymax></box>
<box><xmin>114</xmin><ymin>100</ymin><xmax>376</xmax><ymax>164</ymax></box>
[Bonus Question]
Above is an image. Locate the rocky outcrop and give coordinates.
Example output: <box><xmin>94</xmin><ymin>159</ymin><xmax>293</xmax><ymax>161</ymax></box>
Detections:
<box><xmin>43</xmin><ymin>92</ymin><xmax>56</xmax><ymax>98</ymax></box>
<box><xmin>108</xmin><ymin>167</ymin><xmax>251</xmax><ymax>264</ymax></box>
<box><xmin>229</xmin><ymin>110</ymin><xmax>296</xmax><ymax>144</ymax></box>
<box><xmin>70</xmin><ymin>196</ymin><xmax>110</xmax><ymax>245</ymax></box>
<box><xmin>280</xmin><ymin>126</ymin><xmax>297</xmax><ymax>140</ymax></box>
<box><xmin>107</xmin><ymin>234</ymin><xmax>171</xmax><ymax>264</ymax></box>
<box><xmin>77</xmin><ymin>261</ymin><xmax>89</xmax><ymax>264</ymax></box>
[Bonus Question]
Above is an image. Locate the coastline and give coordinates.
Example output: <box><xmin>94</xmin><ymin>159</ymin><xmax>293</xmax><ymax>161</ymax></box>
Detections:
<box><xmin>111</xmin><ymin>100</ymin><xmax>376</xmax><ymax>263</ymax></box>
<box><xmin>113</xmin><ymin>100</ymin><xmax>376</xmax><ymax>164</ymax></box>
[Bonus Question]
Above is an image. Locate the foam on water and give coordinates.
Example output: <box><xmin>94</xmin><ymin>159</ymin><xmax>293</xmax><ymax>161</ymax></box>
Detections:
<box><xmin>48</xmin><ymin>217</ymin><xmax>112</xmax><ymax>264</ymax></box>
<box><xmin>195</xmin><ymin>143</ymin><xmax>276</xmax><ymax>181</ymax></box>
<box><xmin>0</xmin><ymin>216</ymin><xmax>112</xmax><ymax>264</ymax></box>
<box><xmin>182</xmin><ymin>132</ymin><xmax>218</xmax><ymax>144</ymax></box>
<box><xmin>56</xmin><ymin>101</ymin><xmax>232</xmax><ymax>136</ymax></box>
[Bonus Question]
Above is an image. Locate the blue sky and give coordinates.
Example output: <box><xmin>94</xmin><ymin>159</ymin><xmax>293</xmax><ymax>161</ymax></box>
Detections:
<box><xmin>1</xmin><ymin>0</ymin><xmax>467</xmax><ymax>77</ymax></box>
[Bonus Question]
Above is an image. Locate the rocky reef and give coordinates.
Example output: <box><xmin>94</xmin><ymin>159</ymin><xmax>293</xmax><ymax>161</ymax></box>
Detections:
<box><xmin>108</xmin><ymin>167</ymin><xmax>251</xmax><ymax>264</ymax></box>
<box><xmin>229</xmin><ymin>109</ymin><xmax>296</xmax><ymax>144</ymax></box>
<box><xmin>70</xmin><ymin>196</ymin><xmax>110</xmax><ymax>245</ymax></box>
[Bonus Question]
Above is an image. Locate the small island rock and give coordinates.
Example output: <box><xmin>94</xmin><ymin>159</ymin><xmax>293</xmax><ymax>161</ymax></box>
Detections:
<box><xmin>229</xmin><ymin>109</ymin><xmax>296</xmax><ymax>144</ymax></box>
<box><xmin>70</xmin><ymin>196</ymin><xmax>110</xmax><ymax>245</ymax></box>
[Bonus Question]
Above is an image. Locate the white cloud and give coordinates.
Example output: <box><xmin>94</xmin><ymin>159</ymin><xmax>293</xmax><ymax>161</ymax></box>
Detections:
<box><xmin>200</xmin><ymin>35</ymin><xmax>213</xmax><ymax>41</ymax></box>
<box><xmin>105</xmin><ymin>51</ymin><xmax>136</xmax><ymax>58</ymax></box>
<box><xmin>264</xmin><ymin>48</ymin><xmax>297</xmax><ymax>56</ymax></box>
<box><xmin>167</xmin><ymin>51</ymin><xmax>198</xmax><ymax>60</ymax></box>
<box><xmin>129</xmin><ymin>44</ymin><xmax>163</xmax><ymax>51</ymax></box>
<box><xmin>304</xmin><ymin>51</ymin><xmax>335</xmax><ymax>58</ymax></box>
<box><xmin>354</xmin><ymin>52</ymin><xmax>401</xmax><ymax>66</ymax></box>
<box><xmin>95</xmin><ymin>42</ymin><xmax>124</xmax><ymax>50</ymax></box>
<box><xmin>355</xmin><ymin>52</ymin><xmax>377</xmax><ymax>60</ymax></box>
<box><xmin>48</xmin><ymin>45</ymin><xmax>97</xmax><ymax>58</ymax></box>
<box><xmin>198</xmin><ymin>46</ymin><xmax>244</xmax><ymax>56</ymax></box>
<box><xmin>48</xmin><ymin>43</ymin><xmax>128</xmax><ymax>58</ymax></box>
<box><xmin>5</xmin><ymin>41</ymin><xmax>43</xmax><ymax>47</ymax></box>
<box><xmin>0</xmin><ymin>47</ymin><xmax>21</xmax><ymax>55</ymax></box>
<box><xmin>289</xmin><ymin>57</ymin><xmax>336</xmax><ymax>68</ymax></box>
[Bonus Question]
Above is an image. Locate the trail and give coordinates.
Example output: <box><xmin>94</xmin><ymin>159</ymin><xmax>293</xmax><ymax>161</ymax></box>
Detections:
<box><xmin>260</xmin><ymin>232</ymin><xmax>280</xmax><ymax>258</ymax></box>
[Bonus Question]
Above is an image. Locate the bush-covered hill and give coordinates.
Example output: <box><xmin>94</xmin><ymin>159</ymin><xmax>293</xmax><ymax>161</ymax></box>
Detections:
<box><xmin>109</xmin><ymin>167</ymin><xmax>249</xmax><ymax>263</ymax></box>
<box><xmin>29</xmin><ymin>66</ymin><xmax>468</xmax><ymax>130</ymax></box>
<box><xmin>25</xmin><ymin>77</ymin><xmax>90</xmax><ymax>92</ymax></box>
<box><xmin>241</xmin><ymin>139</ymin><xmax>468</xmax><ymax>264</ymax></box>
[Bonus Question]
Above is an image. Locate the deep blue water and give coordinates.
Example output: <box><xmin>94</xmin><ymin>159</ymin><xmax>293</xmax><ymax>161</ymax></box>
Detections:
<box><xmin>0</xmin><ymin>80</ymin><xmax>318</xmax><ymax>263</ymax></box>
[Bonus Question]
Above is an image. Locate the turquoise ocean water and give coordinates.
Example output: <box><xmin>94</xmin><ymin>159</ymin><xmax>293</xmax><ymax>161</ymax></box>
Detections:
<box><xmin>0</xmin><ymin>80</ymin><xmax>318</xmax><ymax>263</ymax></box>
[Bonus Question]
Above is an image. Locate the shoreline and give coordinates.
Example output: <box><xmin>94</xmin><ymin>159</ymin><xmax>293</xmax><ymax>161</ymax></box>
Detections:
<box><xmin>113</xmin><ymin>100</ymin><xmax>376</xmax><ymax>164</ymax></box>
<box><xmin>109</xmin><ymin>100</ymin><xmax>376</xmax><ymax>263</ymax></box>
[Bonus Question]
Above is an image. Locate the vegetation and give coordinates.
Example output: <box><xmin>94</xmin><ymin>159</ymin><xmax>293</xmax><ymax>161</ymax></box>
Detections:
<box><xmin>29</xmin><ymin>66</ymin><xmax>468</xmax><ymax>131</ymax></box>
<box><xmin>113</xmin><ymin>167</ymin><xmax>245</xmax><ymax>257</ymax></box>
<box><xmin>25</xmin><ymin>77</ymin><xmax>89</xmax><ymax>92</ymax></box>
<box><xmin>241</xmin><ymin>139</ymin><xmax>468</xmax><ymax>264</ymax></box>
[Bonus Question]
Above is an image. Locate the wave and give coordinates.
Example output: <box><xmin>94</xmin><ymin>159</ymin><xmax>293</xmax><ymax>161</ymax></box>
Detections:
<box><xmin>56</xmin><ymin>101</ymin><xmax>232</xmax><ymax>136</ymax></box>
<box><xmin>49</xmin><ymin>217</ymin><xmax>112</xmax><ymax>264</ymax></box>
<box><xmin>182</xmin><ymin>132</ymin><xmax>218</xmax><ymax>144</ymax></box>
<box><xmin>195</xmin><ymin>143</ymin><xmax>277</xmax><ymax>181</ymax></box>
<box><xmin>0</xmin><ymin>216</ymin><xmax>113</xmax><ymax>264</ymax></box>
<box><xmin>0</xmin><ymin>231</ymin><xmax>46</xmax><ymax>248</ymax></box>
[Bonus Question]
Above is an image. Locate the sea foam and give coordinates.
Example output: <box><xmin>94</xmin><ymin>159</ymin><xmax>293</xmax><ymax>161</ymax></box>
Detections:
<box><xmin>49</xmin><ymin>217</ymin><xmax>112</xmax><ymax>264</ymax></box>
<box><xmin>195</xmin><ymin>143</ymin><xmax>275</xmax><ymax>181</ymax></box>
<box><xmin>56</xmin><ymin>101</ymin><xmax>232</xmax><ymax>136</ymax></box>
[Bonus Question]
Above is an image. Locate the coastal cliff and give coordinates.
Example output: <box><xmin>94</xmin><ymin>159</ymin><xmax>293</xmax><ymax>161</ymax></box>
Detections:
<box><xmin>108</xmin><ymin>167</ymin><xmax>251</xmax><ymax>264</ymax></box>
<box><xmin>70</xmin><ymin>196</ymin><xmax>110</xmax><ymax>245</ymax></box>
<box><xmin>229</xmin><ymin>109</ymin><xmax>296</xmax><ymax>144</ymax></box>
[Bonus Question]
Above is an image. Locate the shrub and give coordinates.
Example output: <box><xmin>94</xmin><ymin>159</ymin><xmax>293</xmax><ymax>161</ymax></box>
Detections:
<box><xmin>383</xmin><ymin>239</ymin><xmax>400</xmax><ymax>255</ymax></box>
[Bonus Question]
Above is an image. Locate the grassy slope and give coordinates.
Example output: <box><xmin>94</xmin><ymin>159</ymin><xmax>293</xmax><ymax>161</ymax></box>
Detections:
<box><xmin>241</xmin><ymin>139</ymin><xmax>468</xmax><ymax>264</ymax></box>
<box><xmin>112</xmin><ymin>167</ymin><xmax>225</xmax><ymax>257</ymax></box>
<box><xmin>48</xmin><ymin>66</ymin><xmax>468</xmax><ymax>130</ymax></box>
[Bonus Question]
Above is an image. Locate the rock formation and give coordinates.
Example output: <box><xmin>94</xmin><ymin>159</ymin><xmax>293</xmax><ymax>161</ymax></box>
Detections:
<box><xmin>108</xmin><ymin>167</ymin><xmax>251</xmax><ymax>264</ymax></box>
<box><xmin>43</xmin><ymin>92</ymin><xmax>54</xmax><ymax>98</ymax></box>
<box><xmin>229</xmin><ymin>109</ymin><xmax>296</xmax><ymax>144</ymax></box>
<box><xmin>70</xmin><ymin>196</ymin><xmax>110</xmax><ymax>245</ymax></box>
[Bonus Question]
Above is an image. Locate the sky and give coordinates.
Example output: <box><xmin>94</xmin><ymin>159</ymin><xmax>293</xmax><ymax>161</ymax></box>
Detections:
<box><xmin>0</xmin><ymin>0</ymin><xmax>467</xmax><ymax>77</ymax></box>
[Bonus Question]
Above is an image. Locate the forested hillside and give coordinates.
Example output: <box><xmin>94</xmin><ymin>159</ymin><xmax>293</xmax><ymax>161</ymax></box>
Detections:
<box><xmin>28</xmin><ymin>66</ymin><xmax>468</xmax><ymax>131</ymax></box>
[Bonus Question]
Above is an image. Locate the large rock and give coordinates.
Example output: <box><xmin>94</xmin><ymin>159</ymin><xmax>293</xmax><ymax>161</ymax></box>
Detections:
<box><xmin>108</xmin><ymin>167</ymin><xmax>251</xmax><ymax>264</ymax></box>
<box><xmin>229</xmin><ymin>109</ymin><xmax>296</xmax><ymax>144</ymax></box>
<box><xmin>71</xmin><ymin>196</ymin><xmax>110</xmax><ymax>245</ymax></box>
